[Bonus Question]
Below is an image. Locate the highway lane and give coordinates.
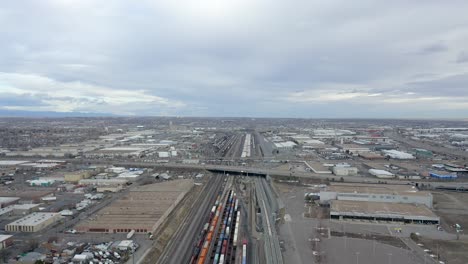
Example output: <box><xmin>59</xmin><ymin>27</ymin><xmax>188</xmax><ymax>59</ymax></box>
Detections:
<box><xmin>157</xmin><ymin>174</ymin><xmax>224</xmax><ymax>264</ymax></box>
<box><xmin>62</xmin><ymin>159</ymin><xmax>468</xmax><ymax>190</ymax></box>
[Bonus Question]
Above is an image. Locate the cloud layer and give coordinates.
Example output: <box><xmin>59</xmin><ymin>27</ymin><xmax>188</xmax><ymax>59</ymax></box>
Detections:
<box><xmin>1</xmin><ymin>0</ymin><xmax>468</xmax><ymax>118</ymax></box>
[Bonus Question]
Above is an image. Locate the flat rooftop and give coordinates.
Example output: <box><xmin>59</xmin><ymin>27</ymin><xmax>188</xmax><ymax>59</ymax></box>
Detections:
<box><xmin>0</xmin><ymin>190</ymin><xmax>54</xmax><ymax>200</ymax></box>
<box><xmin>0</xmin><ymin>204</ymin><xmax>41</xmax><ymax>216</ymax></box>
<box><xmin>7</xmin><ymin>212</ymin><xmax>60</xmax><ymax>226</ymax></box>
<box><xmin>0</xmin><ymin>197</ymin><xmax>20</xmax><ymax>204</ymax></box>
<box><xmin>0</xmin><ymin>235</ymin><xmax>13</xmax><ymax>242</ymax></box>
<box><xmin>77</xmin><ymin>179</ymin><xmax>193</xmax><ymax>230</ymax></box>
<box><xmin>0</xmin><ymin>160</ymin><xmax>29</xmax><ymax>166</ymax></box>
<box><xmin>331</xmin><ymin>200</ymin><xmax>438</xmax><ymax>220</ymax></box>
<box><xmin>327</xmin><ymin>183</ymin><xmax>430</xmax><ymax>197</ymax></box>
<box><xmin>305</xmin><ymin>161</ymin><xmax>332</xmax><ymax>174</ymax></box>
<box><xmin>99</xmin><ymin>146</ymin><xmax>148</xmax><ymax>152</ymax></box>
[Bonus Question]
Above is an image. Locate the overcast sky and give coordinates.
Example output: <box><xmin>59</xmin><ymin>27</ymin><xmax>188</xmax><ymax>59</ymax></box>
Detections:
<box><xmin>1</xmin><ymin>0</ymin><xmax>468</xmax><ymax>118</ymax></box>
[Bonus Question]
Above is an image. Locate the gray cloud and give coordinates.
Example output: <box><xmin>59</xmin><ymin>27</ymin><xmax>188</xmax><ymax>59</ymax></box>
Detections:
<box><xmin>1</xmin><ymin>0</ymin><xmax>468</xmax><ymax>118</ymax></box>
<box><xmin>406</xmin><ymin>74</ymin><xmax>468</xmax><ymax>97</ymax></box>
<box><xmin>0</xmin><ymin>93</ymin><xmax>48</xmax><ymax>107</ymax></box>
<box><xmin>456</xmin><ymin>51</ymin><xmax>468</xmax><ymax>63</ymax></box>
<box><xmin>419</xmin><ymin>42</ymin><xmax>448</xmax><ymax>54</ymax></box>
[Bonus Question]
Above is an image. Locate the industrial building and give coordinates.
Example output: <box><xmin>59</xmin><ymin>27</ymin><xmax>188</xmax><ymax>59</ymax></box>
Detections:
<box><xmin>79</xmin><ymin>179</ymin><xmax>128</xmax><ymax>192</ymax></box>
<box><xmin>0</xmin><ymin>160</ymin><xmax>29</xmax><ymax>168</ymax></box>
<box><xmin>330</xmin><ymin>200</ymin><xmax>440</xmax><ymax>224</ymax></box>
<box><xmin>274</xmin><ymin>141</ymin><xmax>297</xmax><ymax>149</ymax></box>
<box><xmin>336</xmin><ymin>144</ymin><xmax>371</xmax><ymax>155</ymax></box>
<box><xmin>0</xmin><ymin>235</ymin><xmax>13</xmax><ymax>249</ymax></box>
<box><xmin>79</xmin><ymin>179</ymin><xmax>128</xmax><ymax>186</ymax></box>
<box><xmin>304</xmin><ymin>161</ymin><xmax>332</xmax><ymax>174</ymax></box>
<box><xmin>76</xmin><ymin>179</ymin><xmax>193</xmax><ymax>234</ymax></box>
<box><xmin>64</xmin><ymin>171</ymin><xmax>92</xmax><ymax>183</ymax></box>
<box><xmin>358</xmin><ymin>152</ymin><xmax>384</xmax><ymax>160</ymax></box>
<box><xmin>382</xmin><ymin>150</ymin><xmax>415</xmax><ymax>159</ymax></box>
<box><xmin>414</xmin><ymin>148</ymin><xmax>433</xmax><ymax>158</ymax></box>
<box><xmin>368</xmin><ymin>169</ymin><xmax>395</xmax><ymax>179</ymax></box>
<box><xmin>332</xmin><ymin>164</ymin><xmax>358</xmax><ymax>176</ymax></box>
<box><xmin>430</xmin><ymin>173</ymin><xmax>458</xmax><ymax>180</ymax></box>
<box><xmin>0</xmin><ymin>197</ymin><xmax>20</xmax><ymax>208</ymax></box>
<box><xmin>0</xmin><ymin>204</ymin><xmax>40</xmax><ymax>216</ymax></box>
<box><xmin>320</xmin><ymin>183</ymin><xmax>433</xmax><ymax>208</ymax></box>
<box><xmin>5</xmin><ymin>212</ymin><xmax>62</xmax><ymax>232</ymax></box>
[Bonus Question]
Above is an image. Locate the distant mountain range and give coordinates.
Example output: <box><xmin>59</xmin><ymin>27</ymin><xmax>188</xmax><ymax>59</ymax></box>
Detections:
<box><xmin>0</xmin><ymin>109</ymin><xmax>115</xmax><ymax>117</ymax></box>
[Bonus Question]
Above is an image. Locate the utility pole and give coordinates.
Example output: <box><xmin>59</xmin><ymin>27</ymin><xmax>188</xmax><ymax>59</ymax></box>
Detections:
<box><xmin>373</xmin><ymin>237</ymin><xmax>376</xmax><ymax>256</ymax></box>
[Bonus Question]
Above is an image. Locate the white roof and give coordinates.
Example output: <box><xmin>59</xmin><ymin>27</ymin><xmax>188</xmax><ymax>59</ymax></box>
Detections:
<box><xmin>0</xmin><ymin>235</ymin><xmax>13</xmax><ymax>242</ymax></box>
<box><xmin>274</xmin><ymin>141</ymin><xmax>297</xmax><ymax>148</ymax></box>
<box><xmin>60</xmin><ymin>209</ymin><xmax>74</xmax><ymax>216</ymax></box>
<box><xmin>7</xmin><ymin>212</ymin><xmax>60</xmax><ymax>226</ymax></box>
<box><xmin>118</xmin><ymin>172</ymin><xmax>141</xmax><ymax>178</ymax></box>
<box><xmin>382</xmin><ymin>150</ymin><xmax>415</xmax><ymax>159</ymax></box>
<box><xmin>303</xmin><ymin>139</ymin><xmax>325</xmax><ymax>145</ymax></box>
<box><xmin>118</xmin><ymin>240</ymin><xmax>134</xmax><ymax>247</ymax></box>
<box><xmin>10</xmin><ymin>204</ymin><xmax>40</xmax><ymax>210</ymax></box>
<box><xmin>101</xmin><ymin>147</ymin><xmax>146</xmax><ymax>151</ymax></box>
<box><xmin>72</xmin><ymin>254</ymin><xmax>88</xmax><ymax>261</ymax></box>
<box><xmin>0</xmin><ymin>160</ymin><xmax>29</xmax><ymax>166</ymax></box>
<box><xmin>369</xmin><ymin>169</ymin><xmax>394</xmax><ymax>176</ymax></box>
<box><xmin>0</xmin><ymin>204</ymin><xmax>39</xmax><ymax>216</ymax></box>
<box><xmin>36</xmin><ymin>159</ymin><xmax>66</xmax><ymax>163</ymax></box>
<box><xmin>79</xmin><ymin>179</ymin><xmax>128</xmax><ymax>185</ymax></box>
<box><xmin>0</xmin><ymin>197</ymin><xmax>20</xmax><ymax>204</ymax></box>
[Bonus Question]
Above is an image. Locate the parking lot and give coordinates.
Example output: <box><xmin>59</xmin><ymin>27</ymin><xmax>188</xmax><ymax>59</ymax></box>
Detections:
<box><xmin>275</xmin><ymin>182</ymin><xmax>439</xmax><ymax>264</ymax></box>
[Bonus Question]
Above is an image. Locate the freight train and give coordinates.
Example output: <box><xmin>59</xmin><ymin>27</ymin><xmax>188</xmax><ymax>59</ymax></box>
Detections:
<box><xmin>191</xmin><ymin>189</ymin><xmax>242</xmax><ymax>264</ymax></box>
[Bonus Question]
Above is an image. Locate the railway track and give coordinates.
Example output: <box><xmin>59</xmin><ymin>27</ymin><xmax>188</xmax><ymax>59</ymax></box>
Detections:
<box><xmin>157</xmin><ymin>175</ymin><xmax>224</xmax><ymax>264</ymax></box>
<box><xmin>190</xmin><ymin>177</ymin><xmax>244</xmax><ymax>264</ymax></box>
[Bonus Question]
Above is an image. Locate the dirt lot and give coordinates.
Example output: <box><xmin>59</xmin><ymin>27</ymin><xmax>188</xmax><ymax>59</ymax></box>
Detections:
<box><xmin>304</xmin><ymin>204</ymin><xmax>329</xmax><ymax>219</ymax></box>
<box><xmin>412</xmin><ymin>236</ymin><xmax>468</xmax><ymax>264</ymax></box>
<box><xmin>433</xmin><ymin>191</ymin><xmax>468</xmax><ymax>232</ymax></box>
<box><xmin>331</xmin><ymin>231</ymin><xmax>409</xmax><ymax>249</ymax></box>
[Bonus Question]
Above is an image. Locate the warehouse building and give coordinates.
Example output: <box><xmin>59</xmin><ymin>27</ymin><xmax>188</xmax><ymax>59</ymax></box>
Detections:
<box><xmin>369</xmin><ymin>169</ymin><xmax>395</xmax><ymax>179</ymax></box>
<box><xmin>332</xmin><ymin>164</ymin><xmax>358</xmax><ymax>176</ymax></box>
<box><xmin>0</xmin><ymin>235</ymin><xmax>13</xmax><ymax>249</ymax></box>
<box><xmin>330</xmin><ymin>200</ymin><xmax>439</xmax><ymax>224</ymax></box>
<box><xmin>382</xmin><ymin>150</ymin><xmax>415</xmax><ymax>159</ymax></box>
<box><xmin>0</xmin><ymin>204</ymin><xmax>40</xmax><ymax>216</ymax></box>
<box><xmin>0</xmin><ymin>160</ymin><xmax>29</xmax><ymax>168</ymax></box>
<box><xmin>64</xmin><ymin>171</ymin><xmax>92</xmax><ymax>183</ymax></box>
<box><xmin>320</xmin><ymin>183</ymin><xmax>433</xmax><ymax>208</ymax></box>
<box><xmin>5</xmin><ymin>212</ymin><xmax>61</xmax><ymax>232</ymax></box>
<box><xmin>336</xmin><ymin>144</ymin><xmax>371</xmax><ymax>155</ymax></box>
<box><xmin>274</xmin><ymin>141</ymin><xmax>297</xmax><ymax>149</ymax></box>
<box><xmin>414</xmin><ymin>148</ymin><xmax>433</xmax><ymax>158</ymax></box>
<box><xmin>358</xmin><ymin>152</ymin><xmax>384</xmax><ymax>160</ymax></box>
<box><xmin>76</xmin><ymin>179</ymin><xmax>193</xmax><ymax>234</ymax></box>
<box><xmin>79</xmin><ymin>179</ymin><xmax>128</xmax><ymax>186</ymax></box>
<box><xmin>0</xmin><ymin>197</ymin><xmax>20</xmax><ymax>208</ymax></box>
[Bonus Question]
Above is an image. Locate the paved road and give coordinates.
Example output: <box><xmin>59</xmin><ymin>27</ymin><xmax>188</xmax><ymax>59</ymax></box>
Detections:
<box><xmin>157</xmin><ymin>174</ymin><xmax>224</xmax><ymax>264</ymax></box>
<box><xmin>62</xmin><ymin>159</ymin><xmax>468</xmax><ymax>192</ymax></box>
